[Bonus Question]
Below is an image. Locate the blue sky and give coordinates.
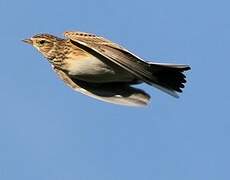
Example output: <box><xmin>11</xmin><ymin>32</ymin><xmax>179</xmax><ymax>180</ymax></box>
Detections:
<box><xmin>0</xmin><ymin>0</ymin><xmax>229</xmax><ymax>179</ymax></box>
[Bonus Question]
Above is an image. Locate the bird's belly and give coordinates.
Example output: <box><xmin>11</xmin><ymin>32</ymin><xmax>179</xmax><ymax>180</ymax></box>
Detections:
<box><xmin>65</xmin><ymin>56</ymin><xmax>134</xmax><ymax>83</ymax></box>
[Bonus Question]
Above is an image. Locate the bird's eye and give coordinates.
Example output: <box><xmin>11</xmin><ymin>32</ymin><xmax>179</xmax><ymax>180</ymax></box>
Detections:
<box><xmin>39</xmin><ymin>40</ymin><xmax>46</xmax><ymax>45</ymax></box>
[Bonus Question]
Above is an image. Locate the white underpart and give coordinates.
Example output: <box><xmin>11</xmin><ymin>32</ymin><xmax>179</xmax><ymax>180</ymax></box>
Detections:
<box><xmin>67</xmin><ymin>56</ymin><xmax>134</xmax><ymax>83</ymax></box>
<box><xmin>68</xmin><ymin>56</ymin><xmax>113</xmax><ymax>75</ymax></box>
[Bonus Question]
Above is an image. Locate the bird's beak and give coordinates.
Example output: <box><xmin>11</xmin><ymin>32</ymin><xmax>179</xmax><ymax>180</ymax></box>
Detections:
<box><xmin>22</xmin><ymin>38</ymin><xmax>33</xmax><ymax>45</ymax></box>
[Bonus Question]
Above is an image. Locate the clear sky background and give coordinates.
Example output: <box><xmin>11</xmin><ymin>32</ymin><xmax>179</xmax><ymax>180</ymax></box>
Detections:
<box><xmin>0</xmin><ymin>0</ymin><xmax>229</xmax><ymax>180</ymax></box>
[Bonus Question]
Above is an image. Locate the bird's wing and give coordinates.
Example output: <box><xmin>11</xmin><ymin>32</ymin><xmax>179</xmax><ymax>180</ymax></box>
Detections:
<box><xmin>53</xmin><ymin>67</ymin><xmax>150</xmax><ymax>107</ymax></box>
<box><xmin>64</xmin><ymin>31</ymin><xmax>155</xmax><ymax>85</ymax></box>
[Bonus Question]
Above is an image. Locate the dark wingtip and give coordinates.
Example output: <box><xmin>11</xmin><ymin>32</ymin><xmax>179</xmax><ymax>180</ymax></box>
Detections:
<box><xmin>183</xmin><ymin>66</ymin><xmax>191</xmax><ymax>71</ymax></box>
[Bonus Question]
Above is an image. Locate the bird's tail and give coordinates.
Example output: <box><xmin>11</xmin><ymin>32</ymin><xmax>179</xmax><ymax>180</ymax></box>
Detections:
<box><xmin>147</xmin><ymin>63</ymin><xmax>191</xmax><ymax>97</ymax></box>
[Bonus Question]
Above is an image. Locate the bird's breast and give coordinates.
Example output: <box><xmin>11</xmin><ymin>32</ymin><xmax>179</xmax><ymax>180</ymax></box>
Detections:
<box><xmin>63</xmin><ymin>53</ymin><xmax>134</xmax><ymax>83</ymax></box>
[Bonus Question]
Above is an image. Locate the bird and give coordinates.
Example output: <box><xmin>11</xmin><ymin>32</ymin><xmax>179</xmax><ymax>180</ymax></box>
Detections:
<box><xmin>23</xmin><ymin>31</ymin><xmax>191</xmax><ymax>107</ymax></box>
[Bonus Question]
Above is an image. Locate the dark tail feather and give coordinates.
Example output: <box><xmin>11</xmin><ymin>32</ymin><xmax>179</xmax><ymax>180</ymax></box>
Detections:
<box><xmin>149</xmin><ymin>63</ymin><xmax>191</xmax><ymax>97</ymax></box>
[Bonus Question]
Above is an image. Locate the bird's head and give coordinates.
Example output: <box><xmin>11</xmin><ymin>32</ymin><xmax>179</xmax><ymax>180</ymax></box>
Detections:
<box><xmin>23</xmin><ymin>34</ymin><xmax>63</xmax><ymax>59</ymax></box>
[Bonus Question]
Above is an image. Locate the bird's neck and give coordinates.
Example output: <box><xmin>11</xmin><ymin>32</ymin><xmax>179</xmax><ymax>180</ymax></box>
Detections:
<box><xmin>46</xmin><ymin>41</ymin><xmax>67</xmax><ymax>66</ymax></box>
<box><xmin>45</xmin><ymin>41</ymin><xmax>62</xmax><ymax>59</ymax></box>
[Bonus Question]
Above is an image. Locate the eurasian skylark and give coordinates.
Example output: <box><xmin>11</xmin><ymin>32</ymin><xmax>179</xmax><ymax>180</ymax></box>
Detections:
<box><xmin>23</xmin><ymin>31</ymin><xmax>190</xmax><ymax>107</ymax></box>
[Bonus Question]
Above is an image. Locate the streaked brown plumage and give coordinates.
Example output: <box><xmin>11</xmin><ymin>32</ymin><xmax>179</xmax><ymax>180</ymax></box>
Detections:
<box><xmin>23</xmin><ymin>31</ymin><xmax>191</xmax><ymax>106</ymax></box>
